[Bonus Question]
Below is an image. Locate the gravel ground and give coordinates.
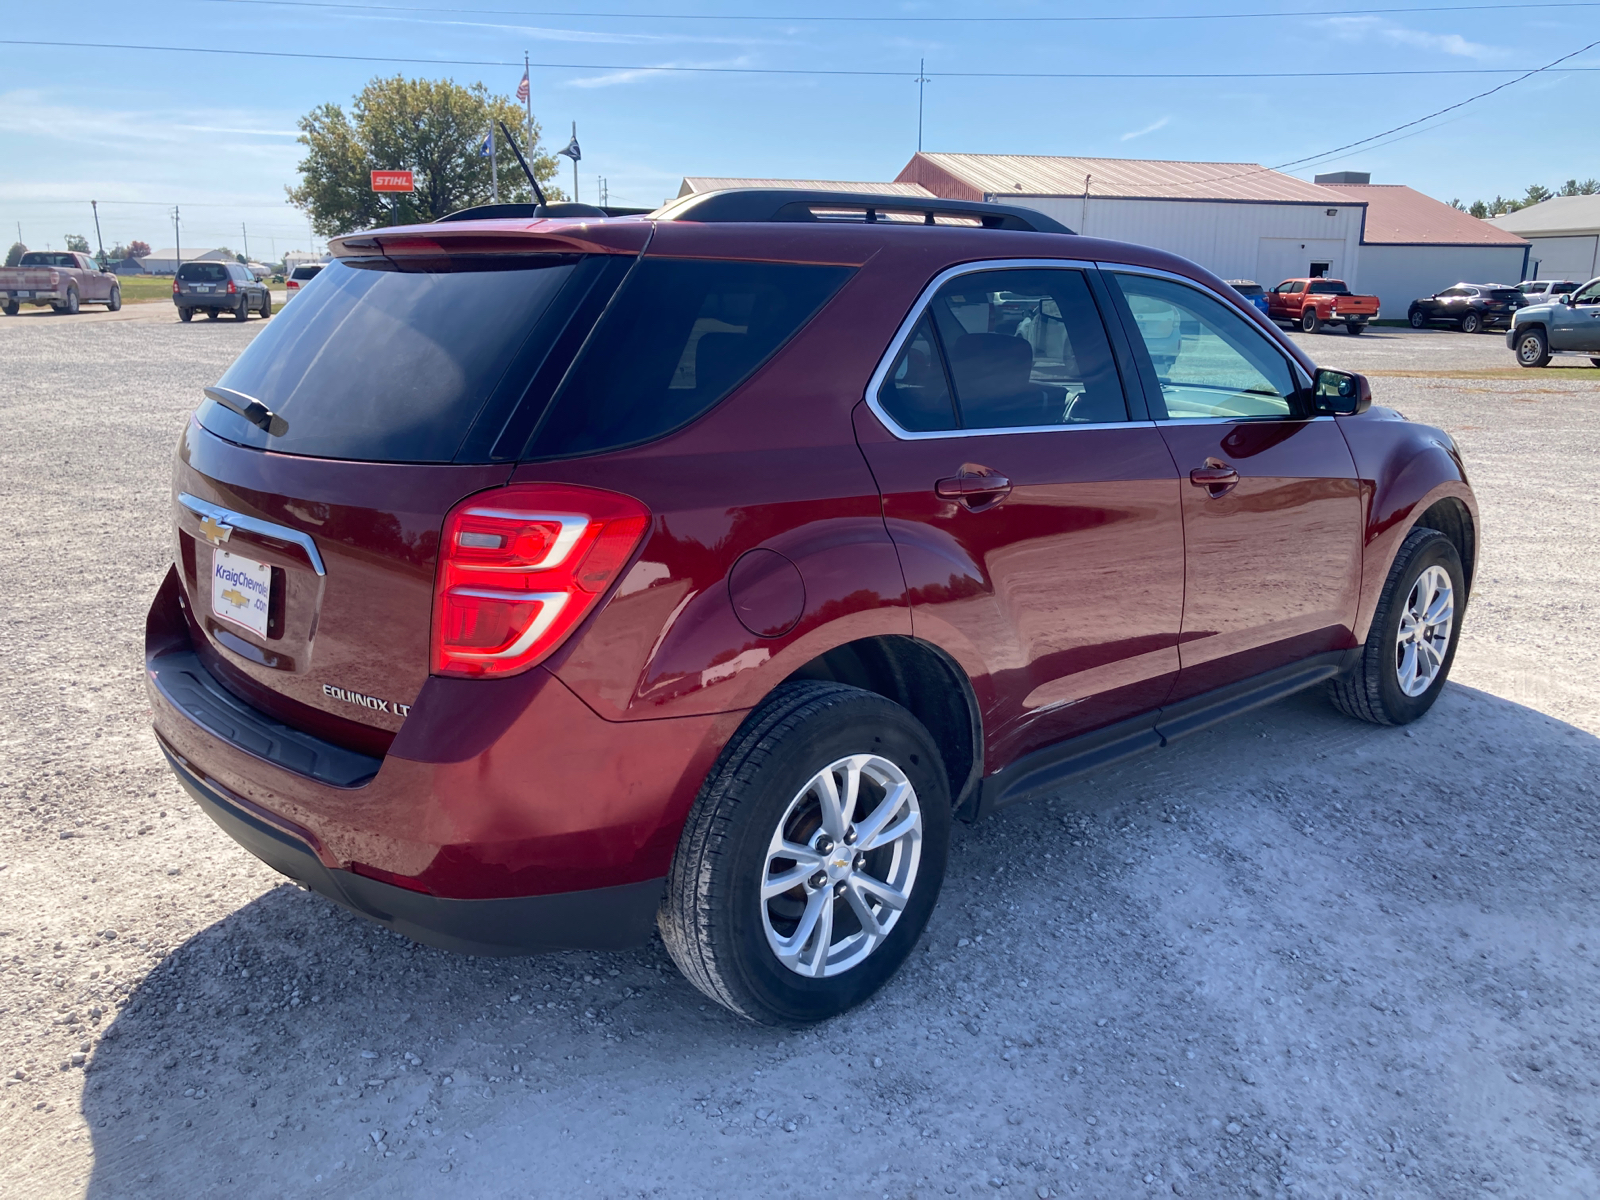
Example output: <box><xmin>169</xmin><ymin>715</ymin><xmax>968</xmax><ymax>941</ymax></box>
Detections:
<box><xmin>1</xmin><ymin>316</ymin><xmax>1598</xmax><ymax>1200</ymax></box>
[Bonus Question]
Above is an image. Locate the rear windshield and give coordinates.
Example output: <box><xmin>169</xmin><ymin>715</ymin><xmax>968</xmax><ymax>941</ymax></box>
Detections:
<box><xmin>290</xmin><ymin>265</ymin><xmax>323</xmax><ymax>280</ymax></box>
<box><xmin>1486</xmin><ymin>289</ymin><xmax>1522</xmax><ymax>301</ymax></box>
<box><xmin>1306</xmin><ymin>281</ymin><xmax>1351</xmax><ymax>295</ymax></box>
<box><xmin>523</xmin><ymin>258</ymin><xmax>854</xmax><ymax>459</ymax></box>
<box><xmin>1229</xmin><ymin>282</ymin><xmax>1264</xmax><ymax>297</ymax></box>
<box><xmin>20</xmin><ymin>252</ymin><xmax>78</xmax><ymax>268</ymax></box>
<box><xmin>200</xmin><ymin>256</ymin><xmax>586</xmax><ymax>462</ymax></box>
<box><xmin>179</xmin><ymin>263</ymin><xmax>231</xmax><ymax>282</ymax></box>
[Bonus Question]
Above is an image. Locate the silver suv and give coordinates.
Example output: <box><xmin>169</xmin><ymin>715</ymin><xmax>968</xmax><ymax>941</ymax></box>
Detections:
<box><xmin>174</xmin><ymin>261</ymin><xmax>272</xmax><ymax>323</ymax></box>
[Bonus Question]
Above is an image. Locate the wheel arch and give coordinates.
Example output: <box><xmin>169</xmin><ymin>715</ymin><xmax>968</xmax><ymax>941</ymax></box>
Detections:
<box><xmin>782</xmin><ymin>635</ymin><xmax>983</xmax><ymax>816</ymax></box>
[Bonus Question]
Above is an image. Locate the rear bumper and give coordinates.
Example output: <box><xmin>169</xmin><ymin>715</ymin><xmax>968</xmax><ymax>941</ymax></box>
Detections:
<box><xmin>145</xmin><ymin>564</ymin><xmax>735</xmax><ymax>943</ymax></box>
<box><xmin>175</xmin><ymin>294</ymin><xmax>244</xmax><ymax>310</ymax></box>
<box><xmin>3</xmin><ymin>290</ymin><xmax>63</xmax><ymax>302</ymax></box>
<box><xmin>162</xmin><ymin>745</ymin><xmax>663</xmax><ymax>954</ymax></box>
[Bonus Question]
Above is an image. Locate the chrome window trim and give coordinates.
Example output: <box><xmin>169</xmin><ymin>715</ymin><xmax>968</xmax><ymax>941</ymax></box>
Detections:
<box><xmin>178</xmin><ymin>492</ymin><xmax>327</xmax><ymax>576</ymax></box>
<box><xmin>862</xmin><ymin>256</ymin><xmax>1134</xmax><ymax>442</ymax></box>
<box><xmin>1158</xmin><ymin>415</ymin><xmax>1334</xmax><ymax>426</ymax></box>
<box><xmin>1098</xmin><ymin>262</ymin><xmax>1316</xmax><ymax>395</ymax></box>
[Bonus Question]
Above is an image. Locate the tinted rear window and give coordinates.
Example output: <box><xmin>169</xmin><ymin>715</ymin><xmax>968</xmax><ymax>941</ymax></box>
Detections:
<box><xmin>180</xmin><ymin>263</ymin><xmax>230</xmax><ymax>282</ymax></box>
<box><xmin>1306</xmin><ymin>281</ymin><xmax>1350</xmax><ymax>295</ymax></box>
<box><xmin>20</xmin><ymin>252</ymin><xmax>78</xmax><ymax>268</ymax></box>
<box><xmin>524</xmin><ymin>258</ymin><xmax>854</xmax><ymax>459</ymax></box>
<box><xmin>290</xmin><ymin>265</ymin><xmax>323</xmax><ymax>280</ymax></box>
<box><xmin>200</xmin><ymin>256</ymin><xmax>590</xmax><ymax>462</ymax></box>
<box><xmin>1486</xmin><ymin>289</ymin><xmax>1521</xmax><ymax>301</ymax></box>
<box><xmin>1229</xmin><ymin>282</ymin><xmax>1264</xmax><ymax>297</ymax></box>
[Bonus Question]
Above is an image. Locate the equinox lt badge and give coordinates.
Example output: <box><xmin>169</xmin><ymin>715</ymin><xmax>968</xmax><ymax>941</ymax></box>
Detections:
<box><xmin>322</xmin><ymin>683</ymin><xmax>411</xmax><ymax>717</ymax></box>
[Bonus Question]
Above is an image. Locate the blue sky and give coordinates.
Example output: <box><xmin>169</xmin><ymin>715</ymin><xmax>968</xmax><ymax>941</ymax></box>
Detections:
<box><xmin>2</xmin><ymin>1</ymin><xmax>1596</xmax><ymax>258</ymax></box>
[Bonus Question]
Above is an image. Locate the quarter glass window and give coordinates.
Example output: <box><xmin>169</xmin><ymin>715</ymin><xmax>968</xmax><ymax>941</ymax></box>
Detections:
<box><xmin>1112</xmin><ymin>273</ymin><xmax>1297</xmax><ymax>420</ymax></box>
<box><xmin>878</xmin><ymin>267</ymin><xmax>1126</xmax><ymax>432</ymax></box>
<box><xmin>877</xmin><ymin>314</ymin><xmax>957</xmax><ymax>432</ymax></box>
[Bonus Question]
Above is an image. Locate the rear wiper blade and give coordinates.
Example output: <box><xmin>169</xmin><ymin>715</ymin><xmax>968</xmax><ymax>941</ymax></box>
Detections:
<box><xmin>203</xmin><ymin>386</ymin><xmax>289</xmax><ymax>437</ymax></box>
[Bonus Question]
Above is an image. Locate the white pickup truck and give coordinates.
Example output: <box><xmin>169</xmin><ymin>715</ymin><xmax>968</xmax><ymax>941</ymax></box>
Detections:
<box><xmin>0</xmin><ymin>251</ymin><xmax>121</xmax><ymax>315</ymax></box>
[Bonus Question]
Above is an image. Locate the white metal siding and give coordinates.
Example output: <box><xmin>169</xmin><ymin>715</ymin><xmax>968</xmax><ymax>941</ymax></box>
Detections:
<box><xmin>999</xmin><ymin>195</ymin><xmax>1365</xmax><ymax>288</ymax></box>
<box><xmin>1522</xmin><ymin>236</ymin><xmax>1599</xmax><ymax>282</ymax></box>
<box><xmin>1355</xmin><ymin>244</ymin><xmax>1531</xmax><ymax>318</ymax></box>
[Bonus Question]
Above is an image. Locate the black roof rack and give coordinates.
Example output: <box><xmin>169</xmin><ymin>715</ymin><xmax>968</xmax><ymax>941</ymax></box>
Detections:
<box><xmin>652</xmin><ymin>188</ymin><xmax>1073</xmax><ymax>234</ymax></box>
<box><xmin>438</xmin><ymin>202</ymin><xmax>654</xmax><ymax>222</ymax></box>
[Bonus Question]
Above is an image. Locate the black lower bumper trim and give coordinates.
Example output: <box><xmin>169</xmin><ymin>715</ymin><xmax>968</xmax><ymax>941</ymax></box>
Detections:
<box><xmin>163</xmin><ymin>749</ymin><xmax>663</xmax><ymax>956</ymax></box>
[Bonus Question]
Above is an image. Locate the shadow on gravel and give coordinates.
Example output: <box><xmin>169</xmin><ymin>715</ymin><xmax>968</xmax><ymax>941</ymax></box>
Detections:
<box><xmin>77</xmin><ymin>682</ymin><xmax>1600</xmax><ymax>1198</ymax></box>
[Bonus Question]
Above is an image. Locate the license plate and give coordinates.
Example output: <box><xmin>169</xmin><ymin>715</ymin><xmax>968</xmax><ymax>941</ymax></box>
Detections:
<box><xmin>16</xmin><ymin>291</ymin><xmax>31</xmax><ymax>299</ymax></box>
<box><xmin>212</xmin><ymin>551</ymin><xmax>271</xmax><ymax>638</ymax></box>
<box><xmin>195</xmin><ymin>285</ymin><xmax>212</xmax><ymax>292</ymax></box>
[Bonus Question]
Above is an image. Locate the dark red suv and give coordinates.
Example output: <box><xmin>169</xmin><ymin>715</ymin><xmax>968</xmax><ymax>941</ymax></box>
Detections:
<box><xmin>145</xmin><ymin>190</ymin><xmax>1477</xmax><ymax>1023</ymax></box>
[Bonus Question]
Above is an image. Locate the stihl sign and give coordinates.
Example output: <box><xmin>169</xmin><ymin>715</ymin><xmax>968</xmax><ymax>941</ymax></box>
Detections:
<box><xmin>370</xmin><ymin>170</ymin><xmax>415</xmax><ymax>193</ymax></box>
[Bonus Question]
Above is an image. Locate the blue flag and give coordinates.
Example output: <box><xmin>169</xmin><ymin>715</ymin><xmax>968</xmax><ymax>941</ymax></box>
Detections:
<box><xmin>479</xmin><ymin>131</ymin><xmax>493</xmax><ymax>157</ymax></box>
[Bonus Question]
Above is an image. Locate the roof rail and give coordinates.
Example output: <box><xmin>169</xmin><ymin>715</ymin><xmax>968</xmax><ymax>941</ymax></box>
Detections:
<box><xmin>651</xmin><ymin>188</ymin><xmax>1074</xmax><ymax>234</ymax></box>
<box><xmin>439</xmin><ymin>202</ymin><xmax>654</xmax><ymax>222</ymax></box>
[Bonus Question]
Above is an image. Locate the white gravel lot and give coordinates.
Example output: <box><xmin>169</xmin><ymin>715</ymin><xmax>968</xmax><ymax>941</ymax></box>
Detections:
<box><xmin>1</xmin><ymin>314</ymin><xmax>1598</xmax><ymax>1200</ymax></box>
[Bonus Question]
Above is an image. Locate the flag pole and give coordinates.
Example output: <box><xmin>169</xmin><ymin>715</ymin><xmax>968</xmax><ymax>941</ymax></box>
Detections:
<box><xmin>489</xmin><ymin>123</ymin><xmax>498</xmax><ymax>203</ymax></box>
<box><xmin>524</xmin><ymin>51</ymin><xmax>533</xmax><ymax>190</ymax></box>
<box><xmin>571</xmin><ymin>122</ymin><xmax>579</xmax><ymax>203</ymax></box>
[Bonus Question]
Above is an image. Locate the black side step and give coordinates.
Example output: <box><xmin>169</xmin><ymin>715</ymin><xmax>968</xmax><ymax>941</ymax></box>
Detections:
<box><xmin>978</xmin><ymin>651</ymin><xmax>1352</xmax><ymax>816</ymax></box>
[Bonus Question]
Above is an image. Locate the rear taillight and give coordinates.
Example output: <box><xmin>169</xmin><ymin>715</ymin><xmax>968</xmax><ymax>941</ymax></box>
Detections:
<box><xmin>431</xmin><ymin>483</ymin><xmax>650</xmax><ymax>679</ymax></box>
<box><xmin>227</xmin><ymin>280</ymin><xmax>237</xmax><ymax>295</ymax></box>
<box><xmin>172</xmin><ymin>278</ymin><xmax>180</xmax><ymax>295</ymax></box>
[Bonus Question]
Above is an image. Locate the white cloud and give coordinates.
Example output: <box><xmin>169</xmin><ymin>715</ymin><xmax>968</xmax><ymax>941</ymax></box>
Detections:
<box><xmin>1322</xmin><ymin>17</ymin><xmax>1503</xmax><ymax>61</ymax></box>
<box><xmin>563</xmin><ymin>56</ymin><xmax>757</xmax><ymax>90</ymax></box>
<box><xmin>1120</xmin><ymin>116</ymin><xmax>1170</xmax><ymax>142</ymax></box>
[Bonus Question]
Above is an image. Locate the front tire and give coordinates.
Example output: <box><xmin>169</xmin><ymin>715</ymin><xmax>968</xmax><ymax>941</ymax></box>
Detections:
<box><xmin>1301</xmin><ymin>308</ymin><xmax>1321</xmax><ymax>334</ymax></box>
<box><xmin>1329</xmin><ymin>527</ymin><xmax>1465</xmax><ymax>726</ymax></box>
<box><xmin>1409</xmin><ymin>309</ymin><xmax>1426</xmax><ymax>329</ymax></box>
<box><xmin>106</xmin><ymin>286</ymin><xmax>121</xmax><ymax>312</ymax></box>
<box><xmin>1515</xmin><ymin>327</ymin><xmax>1550</xmax><ymax>368</ymax></box>
<box><xmin>1460</xmin><ymin>312</ymin><xmax>1481</xmax><ymax>334</ymax></box>
<box><xmin>660</xmin><ymin>681</ymin><xmax>951</xmax><ymax>1024</ymax></box>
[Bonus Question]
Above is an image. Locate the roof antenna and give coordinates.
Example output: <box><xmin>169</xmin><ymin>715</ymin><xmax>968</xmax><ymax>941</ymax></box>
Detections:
<box><xmin>498</xmin><ymin>120</ymin><xmax>547</xmax><ymax>208</ymax></box>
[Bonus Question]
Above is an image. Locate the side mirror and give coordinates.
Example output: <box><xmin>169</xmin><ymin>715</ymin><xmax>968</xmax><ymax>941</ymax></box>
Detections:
<box><xmin>1560</xmin><ymin>293</ymin><xmax>1575</xmax><ymax>305</ymax></box>
<box><xmin>1313</xmin><ymin>368</ymin><xmax>1372</xmax><ymax>416</ymax></box>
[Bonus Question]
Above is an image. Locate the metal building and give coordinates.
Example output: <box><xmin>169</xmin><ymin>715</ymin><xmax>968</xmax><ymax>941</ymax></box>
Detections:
<box><xmin>1486</xmin><ymin>195</ymin><xmax>1600</xmax><ymax>282</ymax></box>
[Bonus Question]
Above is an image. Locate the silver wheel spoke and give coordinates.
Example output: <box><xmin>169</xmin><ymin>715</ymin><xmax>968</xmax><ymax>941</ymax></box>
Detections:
<box><xmin>844</xmin><ymin>881</ymin><xmax>889</xmax><ymax>939</ymax></box>
<box><xmin>1424</xmin><ymin>591</ymin><xmax>1453</xmax><ymax>627</ymax></box>
<box><xmin>1398</xmin><ymin>642</ymin><xmax>1419</xmax><ymax>690</ymax></box>
<box><xmin>762</xmin><ymin>865</ymin><xmax>814</xmax><ymax>900</ymax></box>
<box><xmin>851</xmin><ymin>873</ymin><xmax>909</xmax><ymax>912</ymax></box>
<box><xmin>814</xmin><ymin>770</ymin><xmax>849</xmax><ymax>839</ymax></box>
<box><xmin>774</xmin><ymin>888</ymin><xmax>831</xmax><ymax>970</ymax></box>
<box><xmin>805</xmin><ymin>895</ymin><xmax>835</xmax><ymax>977</ymax></box>
<box><xmin>863</xmin><ymin>808</ymin><xmax>918</xmax><ymax>852</ymax></box>
<box><xmin>853</xmin><ymin>779</ymin><xmax>911</xmax><ymax>847</ymax></box>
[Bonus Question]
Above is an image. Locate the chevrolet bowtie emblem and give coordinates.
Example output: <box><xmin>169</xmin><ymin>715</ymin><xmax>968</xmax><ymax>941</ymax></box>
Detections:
<box><xmin>197</xmin><ymin>515</ymin><xmax>233</xmax><ymax>545</ymax></box>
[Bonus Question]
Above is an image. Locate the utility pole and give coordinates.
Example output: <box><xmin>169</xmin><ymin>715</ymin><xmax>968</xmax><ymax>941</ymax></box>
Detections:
<box><xmin>242</xmin><ymin>222</ymin><xmax>250</xmax><ymax>262</ymax></box>
<box><xmin>917</xmin><ymin>58</ymin><xmax>930</xmax><ymax>153</ymax></box>
<box><xmin>173</xmin><ymin>206</ymin><xmax>181</xmax><ymax>272</ymax></box>
<box><xmin>524</xmin><ymin>50</ymin><xmax>533</xmax><ymax>174</ymax></box>
<box><xmin>90</xmin><ymin>200</ymin><xmax>106</xmax><ymax>266</ymax></box>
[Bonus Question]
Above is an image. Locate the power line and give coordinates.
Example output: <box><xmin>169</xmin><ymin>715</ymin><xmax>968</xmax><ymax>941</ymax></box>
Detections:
<box><xmin>1</xmin><ymin>39</ymin><xmax>1597</xmax><ymax>79</ymax></box>
<box><xmin>188</xmin><ymin>0</ymin><xmax>1600</xmax><ymax>23</ymax></box>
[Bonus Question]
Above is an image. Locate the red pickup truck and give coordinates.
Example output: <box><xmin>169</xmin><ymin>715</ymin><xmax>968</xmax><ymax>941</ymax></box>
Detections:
<box><xmin>0</xmin><ymin>251</ymin><xmax>121</xmax><ymax>315</ymax></box>
<box><xmin>1268</xmin><ymin>278</ymin><xmax>1380</xmax><ymax>335</ymax></box>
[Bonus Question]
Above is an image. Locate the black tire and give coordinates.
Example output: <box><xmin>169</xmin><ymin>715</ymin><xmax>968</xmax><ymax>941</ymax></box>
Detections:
<box><xmin>1514</xmin><ymin>327</ymin><xmax>1550</xmax><ymax>368</ymax></box>
<box><xmin>1409</xmin><ymin>309</ymin><xmax>1427</xmax><ymax>329</ymax></box>
<box><xmin>1590</xmin><ymin>358</ymin><xmax>1600</xmax><ymax>368</ymax></box>
<box><xmin>2</xmin><ymin>301</ymin><xmax>17</xmax><ymax>317</ymax></box>
<box><xmin>106</xmin><ymin>285</ymin><xmax>121</xmax><ymax>312</ymax></box>
<box><xmin>1329</xmin><ymin>527</ymin><xmax>1465</xmax><ymax>726</ymax></box>
<box><xmin>259</xmin><ymin>292</ymin><xmax>272</xmax><ymax>318</ymax></box>
<box><xmin>233</xmin><ymin>299</ymin><xmax>248</xmax><ymax>320</ymax></box>
<box><xmin>660</xmin><ymin>681</ymin><xmax>951</xmax><ymax>1025</ymax></box>
<box><xmin>1301</xmin><ymin>308</ymin><xmax>1321</xmax><ymax>334</ymax></box>
<box><xmin>1460</xmin><ymin>311</ymin><xmax>1481</xmax><ymax>334</ymax></box>
<box><xmin>62</xmin><ymin>286</ymin><xmax>79</xmax><ymax>315</ymax></box>
<box><xmin>1347</xmin><ymin>322</ymin><xmax>1365</xmax><ymax>335</ymax></box>
<box><xmin>178</xmin><ymin>307</ymin><xmax>193</xmax><ymax>323</ymax></box>
<box><xmin>206</xmin><ymin>308</ymin><xmax>219</xmax><ymax>321</ymax></box>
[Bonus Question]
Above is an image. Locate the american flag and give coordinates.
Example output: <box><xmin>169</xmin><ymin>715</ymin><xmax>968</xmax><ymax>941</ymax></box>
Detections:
<box><xmin>515</xmin><ymin>72</ymin><xmax>529</xmax><ymax>103</ymax></box>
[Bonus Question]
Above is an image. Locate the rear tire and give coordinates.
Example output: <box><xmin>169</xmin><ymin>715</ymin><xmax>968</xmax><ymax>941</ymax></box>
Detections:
<box><xmin>106</xmin><ymin>285</ymin><xmax>121</xmax><ymax>312</ymax></box>
<box><xmin>206</xmin><ymin>308</ymin><xmax>219</xmax><ymax>321</ymax></box>
<box><xmin>1301</xmin><ymin>308</ymin><xmax>1321</xmax><ymax>334</ymax></box>
<box><xmin>259</xmin><ymin>292</ymin><xmax>272</xmax><ymax>318</ymax></box>
<box><xmin>660</xmin><ymin>681</ymin><xmax>951</xmax><ymax>1025</ymax></box>
<box><xmin>58</xmin><ymin>287</ymin><xmax>79</xmax><ymax>315</ymax></box>
<box><xmin>1328</xmin><ymin>527</ymin><xmax>1464</xmax><ymax>726</ymax></box>
<box><xmin>1347</xmin><ymin>322</ymin><xmax>1365</xmax><ymax>335</ymax></box>
<box><xmin>1514</xmin><ymin>327</ymin><xmax>1549</xmax><ymax>368</ymax></box>
<box><xmin>1409</xmin><ymin>309</ymin><xmax>1426</xmax><ymax>329</ymax></box>
<box><xmin>1460</xmin><ymin>312</ymin><xmax>1481</xmax><ymax>334</ymax></box>
<box><xmin>178</xmin><ymin>307</ymin><xmax>193</xmax><ymax>323</ymax></box>
<box><xmin>2</xmin><ymin>301</ymin><xmax>17</xmax><ymax>317</ymax></box>
<box><xmin>233</xmin><ymin>299</ymin><xmax>248</xmax><ymax>321</ymax></box>
<box><xmin>1590</xmin><ymin>358</ymin><xmax>1600</xmax><ymax>368</ymax></box>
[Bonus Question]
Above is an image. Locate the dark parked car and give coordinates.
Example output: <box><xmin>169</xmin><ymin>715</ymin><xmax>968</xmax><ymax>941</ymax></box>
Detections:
<box><xmin>1408</xmin><ymin>283</ymin><xmax>1522</xmax><ymax>333</ymax></box>
<box><xmin>1225</xmin><ymin>278</ymin><xmax>1270</xmax><ymax>318</ymax></box>
<box><xmin>145</xmin><ymin>190</ymin><xmax>1478</xmax><ymax>1023</ymax></box>
<box><xmin>174</xmin><ymin>261</ymin><xmax>272</xmax><ymax>322</ymax></box>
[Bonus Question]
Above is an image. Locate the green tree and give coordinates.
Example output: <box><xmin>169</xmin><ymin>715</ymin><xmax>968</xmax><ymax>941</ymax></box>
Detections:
<box><xmin>1468</xmin><ymin>200</ymin><xmax>1489</xmax><ymax>219</ymax></box>
<box><xmin>287</xmin><ymin>75</ymin><xmax>563</xmax><ymax>237</ymax></box>
<box><xmin>128</xmin><ymin>240</ymin><xmax>151</xmax><ymax>259</ymax></box>
<box><xmin>1559</xmin><ymin>178</ymin><xmax>1600</xmax><ymax>196</ymax></box>
<box><xmin>4</xmin><ymin>242</ymin><xmax>24</xmax><ymax>267</ymax></box>
<box><xmin>1447</xmin><ymin>198</ymin><xmax>1465</xmax><ymax>211</ymax></box>
<box><xmin>64</xmin><ymin>234</ymin><xmax>90</xmax><ymax>253</ymax></box>
<box><xmin>1522</xmin><ymin>184</ymin><xmax>1553</xmax><ymax>208</ymax></box>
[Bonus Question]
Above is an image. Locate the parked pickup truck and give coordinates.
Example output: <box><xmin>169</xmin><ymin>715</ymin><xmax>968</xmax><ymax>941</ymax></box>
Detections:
<box><xmin>1</xmin><ymin>251</ymin><xmax>121</xmax><ymax>315</ymax></box>
<box><xmin>1268</xmin><ymin>278</ymin><xmax>1380</xmax><ymax>335</ymax></box>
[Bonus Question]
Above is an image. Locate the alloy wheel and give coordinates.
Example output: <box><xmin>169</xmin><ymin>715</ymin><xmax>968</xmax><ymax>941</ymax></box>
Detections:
<box><xmin>1395</xmin><ymin>565</ymin><xmax>1454</xmax><ymax>697</ymax></box>
<box><xmin>760</xmin><ymin>753</ymin><xmax>923</xmax><ymax>979</ymax></box>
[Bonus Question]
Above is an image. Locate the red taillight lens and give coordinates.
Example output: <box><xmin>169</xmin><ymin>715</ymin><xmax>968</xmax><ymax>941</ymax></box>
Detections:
<box><xmin>227</xmin><ymin>279</ymin><xmax>237</xmax><ymax>294</ymax></box>
<box><xmin>431</xmin><ymin>483</ymin><xmax>651</xmax><ymax>679</ymax></box>
<box><xmin>172</xmin><ymin>279</ymin><xmax>180</xmax><ymax>295</ymax></box>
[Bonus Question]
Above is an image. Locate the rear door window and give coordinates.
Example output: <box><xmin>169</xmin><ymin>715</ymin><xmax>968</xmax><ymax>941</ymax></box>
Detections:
<box><xmin>524</xmin><ymin>258</ymin><xmax>853</xmax><ymax>459</ymax></box>
<box><xmin>200</xmin><ymin>255</ymin><xmax>605</xmax><ymax>462</ymax></box>
<box><xmin>876</xmin><ymin>267</ymin><xmax>1127</xmax><ymax>432</ymax></box>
